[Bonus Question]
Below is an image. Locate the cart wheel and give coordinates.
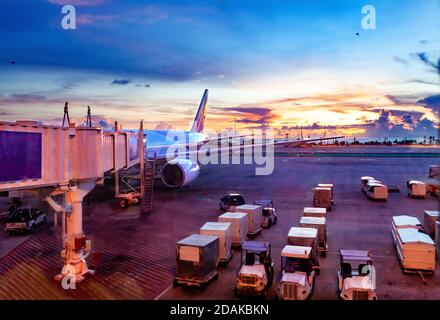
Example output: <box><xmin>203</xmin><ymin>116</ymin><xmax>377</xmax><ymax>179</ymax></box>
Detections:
<box><xmin>267</xmin><ymin>220</ymin><xmax>272</xmax><ymax>228</ymax></box>
<box><xmin>30</xmin><ymin>224</ymin><xmax>36</xmax><ymax>233</ymax></box>
<box><xmin>120</xmin><ymin>199</ymin><xmax>128</xmax><ymax>208</ymax></box>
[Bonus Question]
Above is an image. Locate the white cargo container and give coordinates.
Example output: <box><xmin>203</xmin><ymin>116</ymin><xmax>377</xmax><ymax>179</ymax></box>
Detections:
<box><xmin>392</xmin><ymin>215</ymin><xmax>423</xmax><ymax>232</ymax></box>
<box><xmin>300</xmin><ymin>216</ymin><xmax>327</xmax><ymax>256</ymax></box>
<box><xmin>407</xmin><ymin>180</ymin><xmax>427</xmax><ymax>199</ymax></box>
<box><xmin>234</xmin><ymin>204</ymin><xmax>263</xmax><ymax>236</ymax></box>
<box><xmin>313</xmin><ymin>187</ymin><xmax>332</xmax><ymax>210</ymax></box>
<box><xmin>423</xmin><ymin>211</ymin><xmax>440</xmax><ymax>238</ymax></box>
<box><xmin>287</xmin><ymin>227</ymin><xmax>319</xmax><ymax>269</ymax></box>
<box><xmin>393</xmin><ymin>228</ymin><xmax>436</xmax><ymax>274</ymax></box>
<box><xmin>218</xmin><ymin>212</ymin><xmax>248</xmax><ymax>248</ymax></box>
<box><xmin>200</xmin><ymin>222</ymin><xmax>232</xmax><ymax>264</ymax></box>
<box><xmin>303</xmin><ymin>207</ymin><xmax>327</xmax><ymax>218</ymax></box>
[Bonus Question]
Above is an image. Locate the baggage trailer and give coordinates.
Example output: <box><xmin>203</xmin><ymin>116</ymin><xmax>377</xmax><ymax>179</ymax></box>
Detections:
<box><xmin>313</xmin><ymin>187</ymin><xmax>332</xmax><ymax>210</ymax></box>
<box><xmin>200</xmin><ymin>222</ymin><xmax>233</xmax><ymax>266</ymax></box>
<box><xmin>392</xmin><ymin>228</ymin><xmax>436</xmax><ymax>275</ymax></box>
<box><xmin>429</xmin><ymin>165</ymin><xmax>440</xmax><ymax>178</ymax></box>
<box><xmin>287</xmin><ymin>227</ymin><xmax>320</xmax><ymax>272</ymax></box>
<box><xmin>337</xmin><ymin>249</ymin><xmax>377</xmax><ymax>300</ymax></box>
<box><xmin>423</xmin><ymin>211</ymin><xmax>440</xmax><ymax>238</ymax></box>
<box><xmin>303</xmin><ymin>207</ymin><xmax>326</xmax><ymax>218</ymax></box>
<box><xmin>174</xmin><ymin>234</ymin><xmax>220</xmax><ymax>289</ymax></box>
<box><xmin>233</xmin><ymin>204</ymin><xmax>263</xmax><ymax>237</ymax></box>
<box><xmin>277</xmin><ymin>245</ymin><xmax>316</xmax><ymax>300</ymax></box>
<box><xmin>407</xmin><ymin>180</ymin><xmax>427</xmax><ymax>199</ymax></box>
<box><xmin>300</xmin><ymin>216</ymin><xmax>327</xmax><ymax>257</ymax></box>
<box><xmin>218</xmin><ymin>212</ymin><xmax>248</xmax><ymax>249</ymax></box>
<box><xmin>317</xmin><ymin>183</ymin><xmax>334</xmax><ymax>204</ymax></box>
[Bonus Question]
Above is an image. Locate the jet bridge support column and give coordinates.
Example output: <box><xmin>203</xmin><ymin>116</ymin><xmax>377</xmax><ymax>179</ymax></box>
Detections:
<box><xmin>54</xmin><ymin>180</ymin><xmax>96</xmax><ymax>285</ymax></box>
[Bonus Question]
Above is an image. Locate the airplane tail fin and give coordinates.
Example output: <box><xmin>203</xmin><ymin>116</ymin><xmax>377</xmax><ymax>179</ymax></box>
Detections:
<box><xmin>190</xmin><ymin>89</ymin><xmax>208</xmax><ymax>133</ymax></box>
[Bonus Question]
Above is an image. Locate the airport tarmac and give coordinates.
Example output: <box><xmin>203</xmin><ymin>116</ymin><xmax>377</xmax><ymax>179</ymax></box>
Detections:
<box><xmin>0</xmin><ymin>145</ymin><xmax>439</xmax><ymax>300</ymax></box>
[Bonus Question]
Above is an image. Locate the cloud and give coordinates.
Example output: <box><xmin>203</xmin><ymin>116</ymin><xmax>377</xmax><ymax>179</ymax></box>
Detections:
<box><xmin>0</xmin><ymin>93</ymin><xmax>49</xmax><ymax>104</ymax></box>
<box><xmin>393</xmin><ymin>56</ymin><xmax>408</xmax><ymax>66</ymax></box>
<box><xmin>111</xmin><ymin>79</ymin><xmax>132</xmax><ymax>85</ymax></box>
<box><xmin>412</xmin><ymin>52</ymin><xmax>440</xmax><ymax>75</ymax></box>
<box><xmin>77</xmin><ymin>14</ymin><xmax>115</xmax><ymax>25</ymax></box>
<box><xmin>154</xmin><ymin>121</ymin><xmax>173</xmax><ymax>130</ymax></box>
<box><xmin>222</xmin><ymin>106</ymin><xmax>279</xmax><ymax>127</ymax></box>
<box><xmin>418</xmin><ymin>94</ymin><xmax>440</xmax><ymax>115</ymax></box>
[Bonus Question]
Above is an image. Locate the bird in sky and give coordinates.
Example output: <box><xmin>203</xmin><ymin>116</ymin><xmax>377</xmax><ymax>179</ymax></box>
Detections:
<box><xmin>355</xmin><ymin>32</ymin><xmax>360</xmax><ymax>36</ymax></box>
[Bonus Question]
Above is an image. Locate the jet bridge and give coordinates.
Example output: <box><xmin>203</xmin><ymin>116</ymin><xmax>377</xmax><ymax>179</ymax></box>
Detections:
<box><xmin>0</xmin><ymin>120</ymin><xmax>144</xmax><ymax>284</ymax></box>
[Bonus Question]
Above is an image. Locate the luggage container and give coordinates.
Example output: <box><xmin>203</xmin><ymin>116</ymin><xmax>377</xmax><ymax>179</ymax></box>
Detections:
<box><xmin>287</xmin><ymin>227</ymin><xmax>320</xmax><ymax>271</ymax></box>
<box><xmin>233</xmin><ymin>204</ymin><xmax>263</xmax><ymax>237</ymax></box>
<box><xmin>200</xmin><ymin>222</ymin><xmax>233</xmax><ymax>265</ymax></box>
<box><xmin>407</xmin><ymin>180</ymin><xmax>427</xmax><ymax>199</ymax></box>
<box><xmin>218</xmin><ymin>212</ymin><xmax>248</xmax><ymax>249</ymax></box>
<box><xmin>423</xmin><ymin>211</ymin><xmax>440</xmax><ymax>238</ymax></box>
<box><xmin>300</xmin><ymin>216</ymin><xmax>327</xmax><ymax>257</ymax></box>
<box><xmin>365</xmin><ymin>182</ymin><xmax>388</xmax><ymax>201</ymax></box>
<box><xmin>392</xmin><ymin>215</ymin><xmax>423</xmax><ymax>233</ymax></box>
<box><xmin>393</xmin><ymin>228</ymin><xmax>436</xmax><ymax>275</ymax></box>
<box><xmin>174</xmin><ymin>234</ymin><xmax>219</xmax><ymax>289</ymax></box>
<box><xmin>317</xmin><ymin>183</ymin><xmax>334</xmax><ymax>204</ymax></box>
<box><xmin>303</xmin><ymin>207</ymin><xmax>326</xmax><ymax>218</ymax></box>
<box><xmin>313</xmin><ymin>187</ymin><xmax>332</xmax><ymax>210</ymax></box>
<box><xmin>429</xmin><ymin>165</ymin><xmax>440</xmax><ymax>178</ymax></box>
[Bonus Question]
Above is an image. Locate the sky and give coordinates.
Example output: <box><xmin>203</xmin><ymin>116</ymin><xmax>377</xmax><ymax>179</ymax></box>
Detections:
<box><xmin>0</xmin><ymin>0</ymin><xmax>439</xmax><ymax>139</ymax></box>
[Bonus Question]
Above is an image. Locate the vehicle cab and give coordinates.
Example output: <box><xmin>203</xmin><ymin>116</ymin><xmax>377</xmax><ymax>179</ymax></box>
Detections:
<box><xmin>235</xmin><ymin>241</ymin><xmax>274</xmax><ymax>298</ymax></box>
<box><xmin>277</xmin><ymin>245</ymin><xmax>315</xmax><ymax>300</ymax></box>
<box><xmin>5</xmin><ymin>207</ymin><xmax>46</xmax><ymax>234</ymax></box>
<box><xmin>254</xmin><ymin>200</ymin><xmax>277</xmax><ymax>228</ymax></box>
<box><xmin>337</xmin><ymin>249</ymin><xmax>377</xmax><ymax>300</ymax></box>
<box><xmin>220</xmin><ymin>192</ymin><xmax>245</xmax><ymax>212</ymax></box>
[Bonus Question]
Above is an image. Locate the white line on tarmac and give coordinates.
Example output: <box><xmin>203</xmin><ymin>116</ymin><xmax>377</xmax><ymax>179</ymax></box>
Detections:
<box><xmin>154</xmin><ymin>284</ymin><xmax>173</xmax><ymax>300</ymax></box>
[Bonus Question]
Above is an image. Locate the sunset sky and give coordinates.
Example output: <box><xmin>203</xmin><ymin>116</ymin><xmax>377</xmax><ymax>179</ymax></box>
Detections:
<box><xmin>0</xmin><ymin>0</ymin><xmax>439</xmax><ymax>138</ymax></box>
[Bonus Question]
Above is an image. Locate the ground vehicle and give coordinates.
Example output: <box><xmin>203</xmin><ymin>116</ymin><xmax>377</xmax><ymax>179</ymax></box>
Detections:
<box><xmin>254</xmin><ymin>200</ymin><xmax>277</xmax><ymax>228</ymax></box>
<box><xmin>220</xmin><ymin>193</ymin><xmax>245</xmax><ymax>212</ymax></box>
<box><xmin>337</xmin><ymin>249</ymin><xmax>377</xmax><ymax>300</ymax></box>
<box><xmin>116</xmin><ymin>192</ymin><xmax>141</xmax><ymax>208</ymax></box>
<box><xmin>5</xmin><ymin>207</ymin><xmax>47</xmax><ymax>234</ymax></box>
<box><xmin>407</xmin><ymin>180</ymin><xmax>427</xmax><ymax>198</ymax></box>
<box><xmin>235</xmin><ymin>241</ymin><xmax>274</xmax><ymax>298</ymax></box>
<box><xmin>277</xmin><ymin>245</ymin><xmax>316</xmax><ymax>300</ymax></box>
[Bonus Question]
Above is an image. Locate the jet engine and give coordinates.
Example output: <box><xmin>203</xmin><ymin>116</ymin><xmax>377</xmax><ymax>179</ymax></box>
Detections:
<box><xmin>161</xmin><ymin>158</ymin><xmax>200</xmax><ymax>188</ymax></box>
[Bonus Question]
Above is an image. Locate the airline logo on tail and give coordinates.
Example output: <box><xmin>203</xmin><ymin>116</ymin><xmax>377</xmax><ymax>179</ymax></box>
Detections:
<box><xmin>190</xmin><ymin>89</ymin><xmax>208</xmax><ymax>133</ymax></box>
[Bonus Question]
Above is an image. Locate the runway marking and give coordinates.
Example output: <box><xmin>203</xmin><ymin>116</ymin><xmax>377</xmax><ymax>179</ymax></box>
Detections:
<box><xmin>154</xmin><ymin>283</ymin><xmax>173</xmax><ymax>300</ymax></box>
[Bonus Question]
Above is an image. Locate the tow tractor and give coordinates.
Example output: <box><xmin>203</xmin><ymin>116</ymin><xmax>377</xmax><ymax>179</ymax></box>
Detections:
<box><xmin>235</xmin><ymin>241</ymin><xmax>274</xmax><ymax>298</ymax></box>
<box><xmin>115</xmin><ymin>166</ymin><xmax>141</xmax><ymax>208</ymax></box>
<box><xmin>277</xmin><ymin>245</ymin><xmax>316</xmax><ymax>300</ymax></box>
<box><xmin>337</xmin><ymin>249</ymin><xmax>377</xmax><ymax>300</ymax></box>
<box><xmin>253</xmin><ymin>200</ymin><xmax>277</xmax><ymax>228</ymax></box>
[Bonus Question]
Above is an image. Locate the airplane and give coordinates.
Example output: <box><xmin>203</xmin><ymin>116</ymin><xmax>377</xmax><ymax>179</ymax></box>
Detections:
<box><xmin>121</xmin><ymin>89</ymin><xmax>344</xmax><ymax>188</ymax></box>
